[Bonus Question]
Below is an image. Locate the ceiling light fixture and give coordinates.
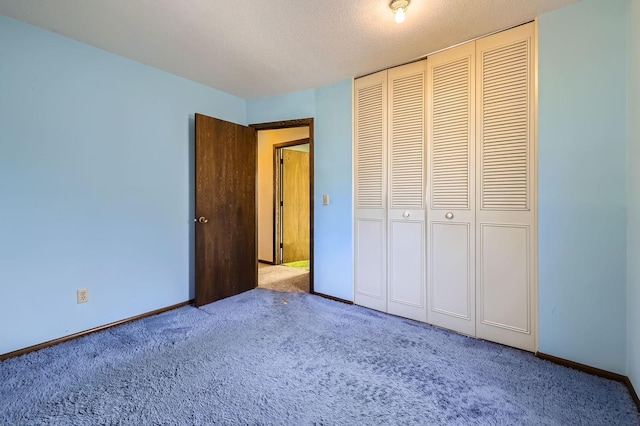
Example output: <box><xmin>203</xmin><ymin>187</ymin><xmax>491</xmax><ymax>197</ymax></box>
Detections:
<box><xmin>390</xmin><ymin>0</ymin><xmax>410</xmax><ymax>24</ymax></box>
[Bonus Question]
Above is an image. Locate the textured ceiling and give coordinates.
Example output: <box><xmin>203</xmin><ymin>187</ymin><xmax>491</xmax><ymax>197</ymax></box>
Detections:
<box><xmin>0</xmin><ymin>0</ymin><xmax>579</xmax><ymax>98</ymax></box>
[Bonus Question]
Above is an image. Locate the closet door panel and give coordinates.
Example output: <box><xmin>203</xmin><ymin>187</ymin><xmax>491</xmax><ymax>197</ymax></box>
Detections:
<box><xmin>479</xmin><ymin>224</ymin><xmax>530</xmax><ymax>332</ymax></box>
<box><xmin>388</xmin><ymin>61</ymin><xmax>426</xmax><ymax>211</ymax></box>
<box><xmin>430</xmin><ymin>222</ymin><xmax>472</xmax><ymax>319</ymax></box>
<box><xmin>475</xmin><ymin>23</ymin><xmax>536</xmax><ymax>352</ymax></box>
<box><xmin>387</xmin><ymin>61</ymin><xmax>427</xmax><ymax>323</ymax></box>
<box><xmin>355</xmin><ymin>217</ymin><xmax>387</xmax><ymax>312</ymax></box>
<box><xmin>388</xmin><ymin>219</ymin><xmax>425</xmax><ymax>321</ymax></box>
<box><xmin>354</xmin><ymin>70</ymin><xmax>388</xmax><ymax>312</ymax></box>
<box><xmin>426</xmin><ymin>42</ymin><xmax>476</xmax><ymax>336</ymax></box>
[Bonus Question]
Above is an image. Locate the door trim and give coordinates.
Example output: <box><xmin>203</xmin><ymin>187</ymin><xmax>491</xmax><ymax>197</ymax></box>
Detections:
<box><xmin>273</xmin><ymin>138</ymin><xmax>310</xmax><ymax>265</ymax></box>
<box><xmin>251</xmin><ymin>119</ymin><xmax>314</xmax><ymax>293</ymax></box>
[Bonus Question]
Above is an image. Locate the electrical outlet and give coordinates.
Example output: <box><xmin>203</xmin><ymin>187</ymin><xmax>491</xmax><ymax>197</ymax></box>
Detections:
<box><xmin>77</xmin><ymin>288</ymin><xmax>89</xmax><ymax>304</ymax></box>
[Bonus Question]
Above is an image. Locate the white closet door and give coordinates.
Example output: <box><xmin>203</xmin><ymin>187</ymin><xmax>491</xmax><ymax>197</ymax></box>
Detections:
<box><xmin>475</xmin><ymin>23</ymin><xmax>536</xmax><ymax>351</ymax></box>
<box><xmin>426</xmin><ymin>42</ymin><xmax>476</xmax><ymax>336</ymax></box>
<box><xmin>354</xmin><ymin>70</ymin><xmax>388</xmax><ymax>313</ymax></box>
<box><xmin>387</xmin><ymin>61</ymin><xmax>427</xmax><ymax>322</ymax></box>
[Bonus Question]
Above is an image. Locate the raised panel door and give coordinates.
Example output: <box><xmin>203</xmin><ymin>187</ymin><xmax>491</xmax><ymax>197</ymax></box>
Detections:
<box><xmin>426</xmin><ymin>42</ymin><xmax>476</xmax><ymax>336</ymax></box>
<box><xmin>475</xmin><ymin>23</ymin><xmax>536</xmax><ymax>352</ymax></box>
<box><xmin>354</xmin><ymin>70</ymin><xmax>388</xmax><ymax>312</ymax></box>
<box><xmin>387</xmin><ymin>60</ymin><xmax>427</xmax><ymax>322</ymax></box>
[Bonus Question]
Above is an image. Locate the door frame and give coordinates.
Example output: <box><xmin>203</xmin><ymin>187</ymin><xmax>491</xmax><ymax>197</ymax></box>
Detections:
<box><xmin>251</xmin><ymin>118</ymin><xmax>314</xmax><ymax>293</ymax></box>
<box><xmin>273</xmin><ymin>138</ymin><xmax>310</xmax><ymax>265</ymax></box>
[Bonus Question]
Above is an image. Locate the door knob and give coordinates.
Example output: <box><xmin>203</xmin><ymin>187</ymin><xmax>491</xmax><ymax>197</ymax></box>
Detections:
<box><xmin>445</xmin><ymin>212</ymin><xmax>454</xmax><ymax>220</ymax></box>
<box><xmin>197</xmin><ymin>216</ymin><xmax>209</xmax><ymax>224</ymax></box>
<box><xmin>402</xmin><ymin>211</ymin><xmax>411</xmax><ymax>218</ymax></box>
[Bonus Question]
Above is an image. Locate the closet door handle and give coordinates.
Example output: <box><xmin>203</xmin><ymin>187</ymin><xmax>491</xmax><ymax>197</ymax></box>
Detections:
<box><xmin>402</xmin><ymin>211</ymin><xmax>411</xmax><ymax>218</ymax></box>
<box><xmin>445</xmin><ymin>212</ymin><xmax>454</xmax><ymax>220</ymax></box>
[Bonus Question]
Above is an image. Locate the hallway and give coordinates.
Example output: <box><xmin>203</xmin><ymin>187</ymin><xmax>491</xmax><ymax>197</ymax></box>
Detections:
<box><xmin>258</xmin><ymin>263</ymin><xmax>309</xmax><ymax>293</ymax></box>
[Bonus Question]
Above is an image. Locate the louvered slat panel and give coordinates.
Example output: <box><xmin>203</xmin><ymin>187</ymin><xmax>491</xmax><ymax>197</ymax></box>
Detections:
<box><xmin>390</xmin><ymin>73</ymin><xmax>424</xmax><ymax>208</ymax></box>
<box><xmin>481</xmin><ymin>40</ymin><xmax>529</xmax><ymax>210</ymax></box>
<box><xmin>431</xmin><ymin>57</ymin><xmax>471</xmax><ymax>209</ymax></box>
<box><xmin>356</xmin><ymin>83</ymin><xmax>384</xmax><ymax>208</ymax></box>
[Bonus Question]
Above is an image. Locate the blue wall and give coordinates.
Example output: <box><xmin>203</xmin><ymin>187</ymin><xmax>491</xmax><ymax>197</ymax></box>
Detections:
<box><xmin>247</xmin><ymin>79</ymin><xmax>354</xmax><ymax>301</ymax></box>
<box><xmin>538</xmin><ymin>0</ymin><xmax>628</xmax><ymax>374</ymax></box>
<box><xmin>314</xmin><ymin>80</ymin><xmax>354</xmax><ymax>301</ymax></box>
<box><xmin>628</xmin><ymin>0</ymin><xmax>640</xmax><ymax>391</ymax></box>
<box><xmin>0</xmin><ymin>15</ymin><xmax>246</xmax><ymax>355</ymax></box>
<box><xmin>247</xmin><ymin>89</ymin><xmax>315</xmax><ymax>124</ymax></box>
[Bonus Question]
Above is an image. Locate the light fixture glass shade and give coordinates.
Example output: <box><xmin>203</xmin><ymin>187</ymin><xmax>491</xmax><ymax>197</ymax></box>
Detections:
<box><xmin>390</xmin><ymin>0</ymin><xmax>409</xmax><ymax>24</ymax></box>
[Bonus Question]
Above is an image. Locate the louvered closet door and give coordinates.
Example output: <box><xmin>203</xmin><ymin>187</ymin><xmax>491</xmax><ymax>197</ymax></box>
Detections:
<box><xmin>475</xmin><ymin>23</ymin><xmax>536</xmax><ymax>351</ymax></box>
<box><xmin>387</xmin><ymin>61</ymin><xmax>427</xmax><ymax>322</ymax></box>
<box><xmin>354</xmin><ymin>70</ymin><xmax>388</xmax><ymax>313</ymax></box>
<box><xmin>426</xmin><ymin>42</ymin><xmax>476</xmax><ymax>336</ymax></box>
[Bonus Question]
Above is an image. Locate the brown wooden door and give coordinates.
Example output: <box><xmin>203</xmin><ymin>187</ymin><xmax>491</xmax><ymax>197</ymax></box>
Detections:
<box><xmin>195</xmin><ymin>113</ymin><xmax>256</xmax><ymax>307</ymax></box>
<box><xmin>282</xmin><ymin>149</ymin><xmax>310</xmax><ymax>263</ymax></box>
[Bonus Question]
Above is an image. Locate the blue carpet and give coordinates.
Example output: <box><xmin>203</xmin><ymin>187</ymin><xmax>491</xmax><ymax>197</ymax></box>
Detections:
<box><xmin>1</xmin><ymin>289</ymin><xmax>638</xmax><ymax>425</ymax></box>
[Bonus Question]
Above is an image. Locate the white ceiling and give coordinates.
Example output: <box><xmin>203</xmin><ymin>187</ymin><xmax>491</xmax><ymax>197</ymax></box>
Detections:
<box><xmin>0</xmin><ymin>0</ymin><xmax>579</xmax><ymax>99</ymax></box>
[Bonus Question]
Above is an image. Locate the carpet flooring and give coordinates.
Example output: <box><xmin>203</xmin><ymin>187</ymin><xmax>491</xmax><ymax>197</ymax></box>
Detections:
<box><xmin>1</xmin><ymin>289</ymin><xmax>638</xmax><ymax>425</ymax></box>
<box><xmin>258</xmin><ymin>263</ymin><xmax>309</xmax><ymax>293</ymax></box>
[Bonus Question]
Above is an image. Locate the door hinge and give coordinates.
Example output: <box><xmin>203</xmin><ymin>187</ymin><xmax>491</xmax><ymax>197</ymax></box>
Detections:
<box><xmin>280</xmin><ymin>243</ymin><xmax>283</xmax><ymax>248</ymax></box>
<box><xmin>280</xmin><ymin>158</ymin><xmax>283</xmax><ymax>164</ymax></box>
<box><xmin>280</xmin><ymin>201</ymin><xmax>284</xmax><ymax>206</ymax></box>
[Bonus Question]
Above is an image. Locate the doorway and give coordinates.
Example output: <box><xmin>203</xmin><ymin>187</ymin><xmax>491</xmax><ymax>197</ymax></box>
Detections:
<box><xmin>252</xmin><ymin>119</ymin><xmax>314</xmax><ymax>294</ymax></box>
